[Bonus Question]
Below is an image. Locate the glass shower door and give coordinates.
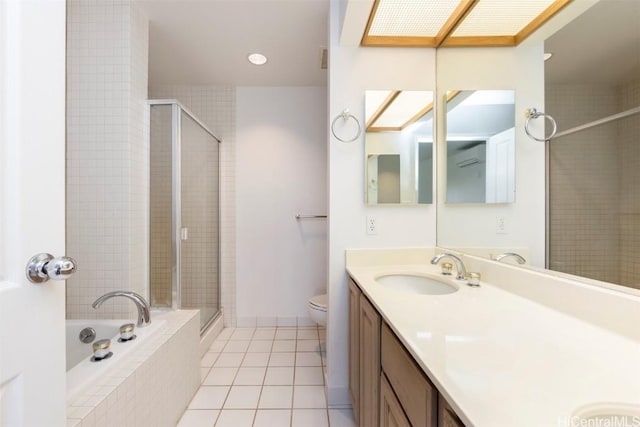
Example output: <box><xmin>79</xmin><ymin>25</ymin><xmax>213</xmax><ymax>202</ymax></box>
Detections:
<box><xmin>180</xmin><ymin>110</ymin><xmax>220</xmax><ymax>330</ymax></box>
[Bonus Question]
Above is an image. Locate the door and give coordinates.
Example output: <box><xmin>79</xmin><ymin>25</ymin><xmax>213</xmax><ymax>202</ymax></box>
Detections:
<box><xmin>486</xmin><ymin>127</ymin><xmax>516</xmax><ymax>203</ymax></box>
<box><xmin>0</xmin><ymin>0</ymin><xmax>67</xmax><ymax>426</ymax></box>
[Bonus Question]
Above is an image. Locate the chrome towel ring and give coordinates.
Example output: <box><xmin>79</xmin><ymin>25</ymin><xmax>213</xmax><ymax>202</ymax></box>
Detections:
<box><xmin>331</xmin><ymin>109</ymin><xmax>361</xmax><ymax>143</ymax></box>
<box><xmin>524</xmin><ymin>108</ymin><xmax>557</xmax><ymax>142</ymax></box>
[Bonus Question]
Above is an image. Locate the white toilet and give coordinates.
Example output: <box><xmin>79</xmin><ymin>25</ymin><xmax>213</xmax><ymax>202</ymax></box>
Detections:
<box><xmin>307</xmin><ymin>294</ymin><xmax>328</xmax><ymax>326</ymax></box>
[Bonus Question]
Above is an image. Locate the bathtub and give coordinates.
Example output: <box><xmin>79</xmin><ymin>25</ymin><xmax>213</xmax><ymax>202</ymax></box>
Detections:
<box><xmin>66</xmin><ymin>318</ymin><xmax>165</xmax><ymax>402</ymax></box>
<box><xmin>65</xmin><ymin>310</ymin><xmax>201</xmax><ymax>426</ymax></box>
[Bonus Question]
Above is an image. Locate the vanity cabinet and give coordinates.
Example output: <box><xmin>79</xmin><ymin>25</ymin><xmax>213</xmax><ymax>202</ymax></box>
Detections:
<box><xmin>381</xmin><ymin>323</ymin><xmax>437</xmax><ymax>426</ymax></box>
<box><xmin>380</xmin><ymin>373</ymin><xmax>411</xmax><ymax>427</ymax></box>
<box><xmin>349</xmin><ymin>277</ymin><xmax>465</xmax><ymax>427</ymax></box>
<box><xmin>348</xmin><ymin>279</ymin><xmax>360</xmax><ymax>423</ymax></box>
<box><xmin>349</xmin><ymin>278</ymin><xmax>382</xmax><ymax>425</ymax></box>
<box><xmin>438</xmin><ymin>399</ymin><xmax>465</xmax><ymax>427</ymax></box>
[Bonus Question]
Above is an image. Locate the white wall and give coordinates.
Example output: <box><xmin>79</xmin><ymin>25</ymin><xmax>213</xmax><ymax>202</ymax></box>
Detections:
<box><xmin>327</xmin><ymin>0</ymin><xmax>437</xmax><ymax>405</ymax></box>
<box><xmin>436</xmin><ymin>46</ymin><xmax>547</xmax><ymax>268</ymax></box>
<box><xmin>236</xmin><ymin>86</ymin><xmax>328</xmax><ymax>327</ymax></box>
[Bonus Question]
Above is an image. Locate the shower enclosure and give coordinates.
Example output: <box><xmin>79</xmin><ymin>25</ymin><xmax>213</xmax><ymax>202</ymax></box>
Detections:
<box><xmin>148</xmin><ymin>100</ymin><xmax>221</xmax><ymax>331</ymax></box>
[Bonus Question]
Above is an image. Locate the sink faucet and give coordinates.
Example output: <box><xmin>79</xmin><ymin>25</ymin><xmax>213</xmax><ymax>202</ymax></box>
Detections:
<box><xmin>431</xmin><ymin>253</ymin><xmax>467</xmax><ymax>280</ymax></box>
<box><xmin>494</xmin><ymin>252</ymin><xmax>526</xmax><ymax>264</ymax></box>
<box><xmin>92</xmin><ymin>291</ymin><xmax>151</xmax><ymax>327</ymax></box>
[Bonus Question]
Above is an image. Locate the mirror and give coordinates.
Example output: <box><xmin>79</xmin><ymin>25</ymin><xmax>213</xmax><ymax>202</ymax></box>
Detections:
<box><xmin>445</xmin><ymin>90</ymin><xmax>516</xmax><ymax>204</ymax></box>
<box><xmin>365</xmin><ymin>90</ymin><xmax>434</xmax><ymax>205</ymax></box>
<box><xmin>436</xmin><ymin>0</ymin><xmax>640</xmax><ymax>294</ymax></box>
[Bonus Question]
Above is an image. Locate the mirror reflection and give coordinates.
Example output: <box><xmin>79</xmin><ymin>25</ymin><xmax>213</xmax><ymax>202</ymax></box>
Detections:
<box><xmin>445</xmin><ymin>90</ymin><xmax>515</xmax><ymax>204</ymax></box>
<box><xmin>365</xmin><ymin>90</ymin><xmax>434</xmax><ymax>205</ymax></box>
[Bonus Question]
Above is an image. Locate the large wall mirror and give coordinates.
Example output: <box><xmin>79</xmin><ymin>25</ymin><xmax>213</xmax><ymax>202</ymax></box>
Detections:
<box><xmin>445</xmin><ymin>90</ymin><xmax>515</xmax><ymax>204</ymax></box>
<box><xmin>436</xmin><ymin>0</ymin><xmax>640</xmax><ymax>294</ymax></box>
<box><xmin>365</xmin><ymin>90</ymin><xmax>434</xmax><ymax>205</ymax></box>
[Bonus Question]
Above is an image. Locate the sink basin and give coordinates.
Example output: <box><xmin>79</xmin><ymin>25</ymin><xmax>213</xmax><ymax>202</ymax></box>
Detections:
<box><xmin>375</xmin><ymin>274</ymin><xmax>458</xmax><ymax>295</ymax></box>
<box><xmin>573</xmin><ymin>403</ymin><xmax>640</xmax><ymax>425</ymax></box>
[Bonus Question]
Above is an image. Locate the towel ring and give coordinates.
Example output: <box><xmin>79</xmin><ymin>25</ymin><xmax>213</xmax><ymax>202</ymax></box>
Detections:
<box><xmin>524</xmin><ymin>108</ymin><xmax>558</xmax><ymax>142</ymax></box>
<box><xmin>331</xmin><ymin>109</ymin><xmax>361</xmax><ymax>143</ymax></box>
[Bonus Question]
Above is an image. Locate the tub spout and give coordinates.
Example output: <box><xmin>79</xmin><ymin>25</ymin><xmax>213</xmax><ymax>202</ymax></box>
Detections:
<box><xmin>92</xmin><ymin>291</ymin><xmax>151</xmax><ymax>327</ymax></box>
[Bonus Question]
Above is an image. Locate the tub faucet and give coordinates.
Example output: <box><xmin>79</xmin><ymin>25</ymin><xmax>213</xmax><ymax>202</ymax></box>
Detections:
<box><xmin>494</xmin><ymin>252</ymin><xmax>526</xmax><ymax>264</ymax></box>
<box><xmin>431</xmin><ymin>253</ymin><xmax>467</xmax><ymax>280</ymax></box>
<box><xmin>92</xmin><ymin>291</ymin><xmax>151</xmax><ymax>327</ymax></box>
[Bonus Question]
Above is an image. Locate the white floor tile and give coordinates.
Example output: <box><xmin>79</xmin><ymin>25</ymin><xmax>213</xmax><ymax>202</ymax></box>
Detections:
<box><xmin>274</xmin><ymin>329</ymin><xmax>296</xmax><ymax>340</ymax></box>
<box><xmin>241</xmin><ymin>352</ymin><xmax>270</xmax><ymax>367</ymax></box>
<box><xmin>328</xmin><ymin>408</ymin><xmax>357</xmax><ymax>427</ymax></box>
<box><xmin>291</xmin><ymin>409</ymin><xmax>328</xmax><ymax>427</ymax></box>
<box><xmin>296</xmin><ymin>340</ymin><xmax>320</xmax><ymax>352</ymax></box>
<box><xmin>203</xmin><ymin>367</ymin><xmax>238</xmax><ymax>386</ymax></box>
<box><xmin>272</xmin><ymin>340</ymin><xmax>296</xmax><ymax>352</ymax></box>
<box><xmin>258</xmin><ymin>386</ymin><xmax>293</xmax><ymax>409</ymax></box>
<box><xmin>214</xmin><ymin>353</ymin><xmax>244</xmax><ymax>368</ymax></box>
<box><xmin>264</xmin><ymin>366</ymin><xmax>294</xmax><ymax>385</ymax></box>
<box><xmin>230</xmin><ymin>328</ymin><xmax>255</xmax><ymax>341</ymax></box>
<box><xmin>216</xmin><ymin>328</ymin><xmax>234</xmax><ymax>340</ymax></box>
<box><xmin>186</xmin><ymin>327</ymin><xmax>335</xmax><ymax>425</ymax></box>
<box><xmin>177</xmin><ymin>409</ymin><xmax>219</xmax><ymax>427</ymax></box>
<box><xmin>247</xmin><ymin>340</ymin><xmax>273</xmax><ymax>353</ymax></box>
<box><xmin>296</xmin><ymin>329</ymin><xmax>318</xmax><ymax>340</ymax></box>
<box><xmin>253</xmin><ymin>409</ymin><xmax>291</xmax><ymax>427</ymax></box>
<box><xmin>252</xmin><ymin>328</ymin><xmax>276</xmax><ymax>340</ymax></box>
<box><xmin>200</xmin><ymin>367</ymin><xmax>211</xmax><ymax>383</ymax></box>
<box><xmin>223</xmin><ymin>386</ymin><xmax>261</xmax><ymax>409</ymax></box>
<box><xmin>233</xmin><ymin>367</ymin><xmax>266</xmax><ymax>385</ymax></box>
<box><xmin>293</xmin><ymin>386</ymin><xmax>326</xmax><ymax>408</ymax></box>
<box><xmin>295</xmin><ymin>352</ymin><xmax>322</xmax><ymax>367</ymax></box>
<box><xmin>201</xmin><ymin>352</ymin><xmax>220</xmax><ymax>368</ymax></box>
<box><xmin>188</xmin><ymin>386</ymin><xmax>230</xmax><ymax>410</ymax></box>
<box><xmin>294</xmin><ymin>367</ymin><xmax>324</xmax><ymax>385</ymax></box>
<box><xmin>268</xmin><ymin>352</ymin><xmax>295</xmax><ymax>367</ymax></box>
<box><xmin>208</xmin><ymin>340</ymin><xmax>227</xmax><ymax>352</ymax></box>
<box><xmin>222</xmin><ymin>340</ymin><xmax>250</xmax><ymax>353</ymax></box>
<box><xmin>214</xmin><ymin>409</ymin><xmax>255</xmax><ymax>427</ymax></box>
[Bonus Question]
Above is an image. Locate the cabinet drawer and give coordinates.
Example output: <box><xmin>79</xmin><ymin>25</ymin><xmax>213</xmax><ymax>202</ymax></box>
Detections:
<box><xmin>381</xmin><ymin>323</ymin><xmax>437</xmax><ymax>426</ymax></box>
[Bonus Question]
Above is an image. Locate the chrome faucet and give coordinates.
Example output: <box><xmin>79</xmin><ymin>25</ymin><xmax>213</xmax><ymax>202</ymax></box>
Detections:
<box><xmin>431</xmin><ymin>253</ymin><xmax>467</xmax><ymax>280</ymax></box>
<box><xmin>494</xmin><ymin>252</ymin><xmax>526</xmax><ymax>264</ymax></box>
<box><xmin>92</xmin><ymin>291</ymin><xmax>151</xmax><ymax>327</ymax></box>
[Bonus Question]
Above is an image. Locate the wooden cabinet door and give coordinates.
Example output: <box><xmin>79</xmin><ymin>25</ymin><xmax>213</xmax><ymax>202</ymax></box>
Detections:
<box><xmin>381</xmin><ymin>323</ymin><xmax>438</xmax><ymax>426</ymax></box>
<box><xmin>439</xmin><ymin>397</ymin><xmax>466</xmax><ymax>427</ymax></box>
<box><xmin>380</xmin><ymin>373</ymin><xmax>411</xmax><ymax>427</ymax></box>
<box><xmin>348</xmin><ymin>278</ymin><xmax>360</xmax><ymax>423</ymax></box>
<box><xmin>359</xmin><ymin>293</ymin><xmax>381</xmax><ymax>426</ymax></box>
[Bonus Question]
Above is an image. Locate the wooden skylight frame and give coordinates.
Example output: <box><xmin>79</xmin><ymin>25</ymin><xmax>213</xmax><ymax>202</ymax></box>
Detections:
<box><xmin>361</xmin><ymin>0</ymin><xmax>573</xmax><ymax>48</ymax></box>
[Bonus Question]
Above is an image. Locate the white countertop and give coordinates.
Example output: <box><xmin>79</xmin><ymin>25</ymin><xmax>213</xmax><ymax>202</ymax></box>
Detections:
<box><xmin>347</xmin><ymin>262</ymin><xmax>640</xmax><ymax>427</ymax></box>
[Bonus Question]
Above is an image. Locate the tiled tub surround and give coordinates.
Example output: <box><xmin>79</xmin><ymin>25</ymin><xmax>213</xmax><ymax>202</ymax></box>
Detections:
<box><xmin>66</xmin><ymin>310</ymin><xmax>200</xmax><ymax>427</ymax></box>
<box><xmin>346</xmin><ymin>248</ymin><xmax>640</xmax><ymax>426</ymax></box>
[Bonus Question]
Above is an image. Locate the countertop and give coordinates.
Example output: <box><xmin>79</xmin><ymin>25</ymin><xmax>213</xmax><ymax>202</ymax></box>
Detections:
<box><xmin>347</xmin><ymin>262</ymin><xmax>640</xmax><ymax>426</ymax></box>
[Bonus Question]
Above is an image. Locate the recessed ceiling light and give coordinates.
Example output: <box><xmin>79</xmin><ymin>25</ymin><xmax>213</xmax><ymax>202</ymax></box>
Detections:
<box><xmin>544</xmin><ymin>52</ymin><xmax>554</xmax><ymax>61</ymax></box>
<box><xmin>248</xmin><ymin>53</ymin><xmax>267</xmax><ymax>65</ymax></box>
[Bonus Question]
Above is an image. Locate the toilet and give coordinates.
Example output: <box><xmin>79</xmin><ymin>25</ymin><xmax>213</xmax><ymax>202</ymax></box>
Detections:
<box><xmin>307</xmin><ymin>294</ymin><xmax>328</xmax><ymax>326</ymax></box>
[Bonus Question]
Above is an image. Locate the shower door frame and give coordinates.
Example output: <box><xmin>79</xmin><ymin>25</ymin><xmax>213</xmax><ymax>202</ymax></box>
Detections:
<box><xmin>148</xmin><ymin>99</ymin><xmax>222</xmax><ymax>331</ymax></box>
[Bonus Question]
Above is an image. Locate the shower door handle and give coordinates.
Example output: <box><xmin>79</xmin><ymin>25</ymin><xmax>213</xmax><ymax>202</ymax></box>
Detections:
<box><xmin>181</xmin><ymin>227</ymin><xmax>189</xmax><ymax>241</ymax></box>
<box><xmin>26</xmin><ymin>253</ymin><xmax>77</xmax><ymax>283</ymax></box>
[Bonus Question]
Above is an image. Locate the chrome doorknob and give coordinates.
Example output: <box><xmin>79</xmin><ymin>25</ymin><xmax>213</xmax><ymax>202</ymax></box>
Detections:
<box><xmin>26</xmin><ymin>253</ymin><xmax>77</xmax><ymax>283</ymax></box>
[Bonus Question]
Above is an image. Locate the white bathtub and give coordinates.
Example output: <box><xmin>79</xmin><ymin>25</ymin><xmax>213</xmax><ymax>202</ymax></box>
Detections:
<box><xmin>66</xmin><ymin>318</ymin><xmax>165</xmax><ymax>402</ymax></box>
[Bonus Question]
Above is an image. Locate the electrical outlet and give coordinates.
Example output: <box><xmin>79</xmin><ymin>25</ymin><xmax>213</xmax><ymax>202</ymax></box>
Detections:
<box><xmin>496</xmin><ymin>216</ymin><xmax>508</xmax><ymax>234</ymax></box>
<box><xmin>366</xmin><ymin>216</ymin><xmax>377</xmax><ymax>235</ymax></box>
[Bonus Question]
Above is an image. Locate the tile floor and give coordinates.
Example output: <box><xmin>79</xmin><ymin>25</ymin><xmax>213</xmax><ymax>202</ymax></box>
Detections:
<box><xmin>177</xmin><ymin>326</ymin><xmax>357</xmax><ymax>427</ymax></box>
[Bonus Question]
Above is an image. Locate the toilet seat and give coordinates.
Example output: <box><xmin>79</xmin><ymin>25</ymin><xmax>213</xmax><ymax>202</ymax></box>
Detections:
<box><xmin>308</xmin><ymin>294</ymin><xmax>327</xmax><ymax>312</ymax></box>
